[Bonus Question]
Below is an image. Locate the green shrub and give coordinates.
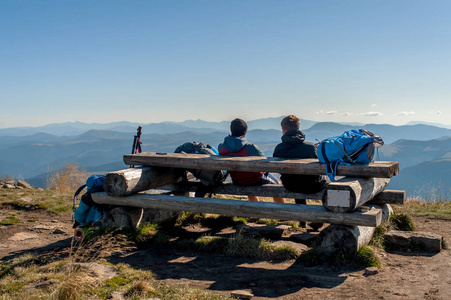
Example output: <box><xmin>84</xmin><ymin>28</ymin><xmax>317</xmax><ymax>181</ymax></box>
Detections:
<box><xmin>356</xmin><ymin>246</ymin><xmax>381</xmax><ymax>268</ymax></box>
<box><xmin>390</xmin><ymin>212</ymin><xmax>416</xmax><ymax>231</ymax></box>
<box><xmin>0</xmin><ymin>216</ymin><xmax>20</xmax><ymax>226</ymax></box>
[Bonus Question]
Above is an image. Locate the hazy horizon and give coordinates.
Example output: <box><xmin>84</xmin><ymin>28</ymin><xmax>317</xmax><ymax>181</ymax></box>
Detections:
<box><xmin>0</xmin><ymin>116</ymin><xmax>450</xmax><ymax>131</ymax></box>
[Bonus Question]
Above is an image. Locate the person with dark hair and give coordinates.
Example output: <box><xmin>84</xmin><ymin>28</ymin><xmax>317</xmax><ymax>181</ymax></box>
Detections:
<box><xmin>273</xmin><ymin>115</ymin><xmax>327</xmax><ymax>193</ymax></box>
<box><xmin>273</xmin><ymin>115</ymin><xmax>326</xmax><ymax>229</ymax></box>
<box><xmin>218</xmin><ymin>118</ymin><xmax>284</xmax><ymax>203</ymax></box>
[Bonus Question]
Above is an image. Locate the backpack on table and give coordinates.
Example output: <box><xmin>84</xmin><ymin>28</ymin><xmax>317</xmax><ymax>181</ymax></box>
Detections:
<box><xmin>174</xmin><ymin>141</ymin><xmax>227</xmax><ymax>187</ymax></box>
<box><xmin>317</xmin><ymin>129</ymin><xmax>384</xmax><ymax>181</ymax></box>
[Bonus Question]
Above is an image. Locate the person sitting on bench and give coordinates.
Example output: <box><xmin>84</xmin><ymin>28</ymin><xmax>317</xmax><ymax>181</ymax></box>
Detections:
<box><xmin>273</xmin><ymin>115</ymin><xmax>327</xmax><ymax>194</ymax></box>
<box><xmin>218</xmin><ymin>118</ymin><xmax>284</xmax><ymax>203</ymax></box>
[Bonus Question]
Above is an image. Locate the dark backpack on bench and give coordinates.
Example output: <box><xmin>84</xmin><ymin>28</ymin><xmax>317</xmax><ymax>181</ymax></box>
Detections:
<box><xmin>174</xmin><ymin>141</ymin><xmax>227</xmax><ymax>187</ymax></box>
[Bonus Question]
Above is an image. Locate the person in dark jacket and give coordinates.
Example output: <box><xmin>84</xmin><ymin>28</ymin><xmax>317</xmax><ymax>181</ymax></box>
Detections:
<box><xmin>273</xmin><ymin>115</ymin><xmax>326</xmax><ymax>230</ymax></box>
<box><xmin>273</xmin><ymin>115</ymin><xmax>327</xmax><ymax>194</ymax></box>
<box><xmin>218</xmin><ymin>118</ymin><xmax>284</xmax><ymax>203</ymax></box>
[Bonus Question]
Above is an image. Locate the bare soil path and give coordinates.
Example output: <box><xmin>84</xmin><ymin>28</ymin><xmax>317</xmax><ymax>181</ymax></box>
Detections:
<box><xmin>1</xmin><ymin>206</ymin><xmax>450</xmax><ymax>300</ymax></box>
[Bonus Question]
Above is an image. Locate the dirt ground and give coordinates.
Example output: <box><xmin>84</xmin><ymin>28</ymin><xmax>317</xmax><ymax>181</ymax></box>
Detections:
<box><xmin>1</xmin><ymin>206</ymin><xmax>450</xmax><ymax>300</ymax></box>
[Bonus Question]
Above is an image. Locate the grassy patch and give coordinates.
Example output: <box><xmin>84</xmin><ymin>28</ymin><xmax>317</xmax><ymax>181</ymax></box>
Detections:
<box><xmin>389</xmin><ymin>211</ymin><xmax>416</xmax><ymax>231</ymax></box>
<box><xmin>393</xmin><ymin>199</ymin><xmax>451</xmax><ymax>220</ymax></box>
<box><xmin>256</xmin><ymin>218</ymin><xmax>278</xmax><ymax>225</ymax></box>
<box><xmin>0</xmin><ymin>215</ymin><xmax>21</xmax><ymax>226</ymax></box>
<box><xmin>356</xmin><ymin>246</ymin><xmax>381</xmax><ymax>268</ymax></box>
<box><xmin>0</xmin><ymin>255</ymin><xmax>233</xmax><ymax>300</ymax></box>
<box><xmin>0</xmin><ymin>188</ymin><xmax>73</xmax><ymax>215</ymax></box>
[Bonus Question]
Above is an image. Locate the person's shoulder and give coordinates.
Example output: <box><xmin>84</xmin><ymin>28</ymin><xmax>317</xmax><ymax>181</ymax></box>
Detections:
<box><xmin>244</xmin><ymin>142</ymin><xmax>263</xmax><ymax>156</ymax></box>
<box><xmin>273</xmin><ymin>143</ymin><xmax>284</xmax><ymax>157</ymax></box>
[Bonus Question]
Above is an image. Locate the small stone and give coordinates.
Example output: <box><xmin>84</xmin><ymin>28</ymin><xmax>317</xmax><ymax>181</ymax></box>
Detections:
<box><xmin>365</xmin><ymin>267</ymin><xmax>379</xmax><ymax>276</ymax></box>
<box><xmin>17</xmin><ymin>180</ymin><xmax>32</xmax><ymax>189</ymax></box>
<box><xmin>231</xmin><ymin>290</ymin><xmax>254</xmax><ymax>299</ymax></box>
<box><xmin>106</xmin><ymin>292</ymin><xmax>125</xmax><ymax>300</ymax></box>
<box><xmin>18</xmin><ymin>196</ymin><xmax>33</xmax><ymax>202</ymax></box>
<box><xmin>3</xmin><ymin>183</ymin><xmax>16</xmax><ymax>189</ymax></box>
<box><xmin>52</xmin><ymin>229</ymin><xmax>66</xmax><ymax>235</ymax></box>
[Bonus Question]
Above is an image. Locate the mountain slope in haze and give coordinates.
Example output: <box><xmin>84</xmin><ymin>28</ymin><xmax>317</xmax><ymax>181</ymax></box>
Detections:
<box><xmin>303</xmin><ymin>123</ymin><xmax>451</xmax><ymax>144</ymax></box>
<box><xmin>388</xmin><ymin>159</ymin><xmax>451</xmax><ymax>198</ymax></box>
<box><xmin>379</xmin><ymin>137</ymin><xmax>451</xmax><ymax>169</ymax></box>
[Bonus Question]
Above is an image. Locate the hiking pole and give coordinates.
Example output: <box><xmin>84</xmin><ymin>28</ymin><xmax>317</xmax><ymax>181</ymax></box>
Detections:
<box><xmin>130</xmin><ymin>126</ymin><xmax>143</xmax><ymax>168</ymax></box>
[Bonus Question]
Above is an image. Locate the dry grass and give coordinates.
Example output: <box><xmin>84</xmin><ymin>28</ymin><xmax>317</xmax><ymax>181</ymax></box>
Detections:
<box><xmin>393</xmin><ymin>198</ymin><xmax>451</xmax><ymax>220</ymax></box>
<box><xmin>0</xmin><ymin>231</ymin><xmax>234</xmax><ymax>300</ymax></box>
<box><xmin>46</xmin><ymin>163</ymin><xmax>88</xmax><ymax>192</ymax></box>
<box><xmin>0</xmin><ymin>175</ymin><xmax>15</xmax><ymax>182</ymax></box>
<box><xmin>0</xmin><ymin>188</ymin><xmax>73</xmax><ymax>214</ymax></box>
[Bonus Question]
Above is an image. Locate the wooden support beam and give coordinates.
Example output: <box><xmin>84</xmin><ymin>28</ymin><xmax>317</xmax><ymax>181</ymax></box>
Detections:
<box><xmin>316</xmin><ymin>203</ymin><xmax>392</xmax><ymax>258</ymax></box>
<box><xmin>91</xmin><ymin>192</ymin><xmax>382</xmax><ymax>227</ymax></box>
<box><xmin>162</xmin><ymin>181</ymin><xmax>325</xmax><ymax>200</ymax></box>
<box><xmin>103</xmin><ymin>167</ymin><xmax>184</xmax><ymax>197</ymax></box>
<box><xmin>369</xmin><ymin>189</ymin><xmax>406</xmax><ymax>205</ymax></box>
<box><xmin>123</xmin><ymin>152</ymin><xmax>399</xmax><ymax>178</ymax></box>
<box><xmin>323</xmin><ymin>177</ymin><xmax>390</xmax><ymax>213</ymax></box>
<box><xmin>160</xmin><ymin>181</ymin><xmax>404</xmax><ymax>205</ymax></box>
<box><xmin>316</xmin><ymin>225</ymin><xmax>376</xmax><ymax>258</ymax></box>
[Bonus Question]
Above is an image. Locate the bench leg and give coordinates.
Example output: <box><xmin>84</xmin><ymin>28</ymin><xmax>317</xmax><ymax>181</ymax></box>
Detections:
<box><xmin>295</xmin><ymin>199</ymin><xmax>324</xmax><ymax>230</ymax></box>
<box><xmin>295</xmin><ymin>199</ymin><xmax>307</xmax><ymax>228</ymax></box>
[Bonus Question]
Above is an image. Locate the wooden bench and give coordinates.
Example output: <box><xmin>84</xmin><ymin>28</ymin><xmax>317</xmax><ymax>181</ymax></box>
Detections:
<box><xmin>91</xmin><ymin>151</ymin><xmax>405</xmax><ymax>257</ymax></box>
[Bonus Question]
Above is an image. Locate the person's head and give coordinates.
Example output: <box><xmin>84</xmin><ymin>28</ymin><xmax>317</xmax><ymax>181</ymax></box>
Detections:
<box><xmin>230</xmin><ymin>118</ymin><xmax>248</xmax><ymax>137</ymax></box>
<box><xmin>281</xmin><ymin>115</ymin><xmax>300</xmax><ymax>134</ymax></box>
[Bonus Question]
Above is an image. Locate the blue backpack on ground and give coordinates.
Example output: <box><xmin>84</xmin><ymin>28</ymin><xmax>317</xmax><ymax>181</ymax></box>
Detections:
<box><xmin>73</xmin><ymin>175</ymin><xmax>109</xmax><ymax>227</ymax></box>
<box><xmin>317</xmin><ymin>129</ymin><xmax>384</xmax><ymax>181</ymax></box>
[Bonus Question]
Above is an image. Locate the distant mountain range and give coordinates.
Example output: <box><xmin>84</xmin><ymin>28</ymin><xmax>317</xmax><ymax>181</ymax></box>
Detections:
<box><xmin>0</xmin><ymin>117</ymin><xmax>450</xmax><ymax>199</ymax></box>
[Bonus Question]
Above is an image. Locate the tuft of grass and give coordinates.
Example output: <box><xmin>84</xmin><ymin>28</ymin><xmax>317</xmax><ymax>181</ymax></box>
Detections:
<box><xmin>356</xmin><ymin>246</ymin><xmax>381</xmax><ymax>268</ymax></box>
<box><xmin>272</xmin><ymin>245</ymin><xmax>300</xmax><ymax>260</ymax></box>
<box><xmin>256</xmin><ymin>218</ymin><xmax>278</xmax><ymax>225</ymax></box>
<box><xmin>225</xmin><ymin>232</ymin><xmax>262</xmax><ymax>258</ymax></box>
<box><xmin>370</xmin><ymin>223</ymin><xmax>389</xmax><ymax>248</ymax></box>
<box><xmin>286</xmin><ymin>220</ymin><xmax>300</xmax><ymax>230</ymax></box>
<box><xmin>46</xmin><ymin>163</ymin><xmax>88</xmax><ymax>192</ymax></box>
<box><xmin>176</xmin><ymin>212</ymin><xmax>206</xmax><ymax>226</ymax></box>
<box><xmin>0</xmin><ymin>215</ymin><xmax>21</xmax><ymax>226</ymax></box>
<box><xmin>194</xmin><ymin>235</ymin><xmax>229</xmax><ymax>253</ymax></box>
<box><xmin>390</xmin><ymin>212</ymin><xmax>416</xmax><ymax>231</ymax></box>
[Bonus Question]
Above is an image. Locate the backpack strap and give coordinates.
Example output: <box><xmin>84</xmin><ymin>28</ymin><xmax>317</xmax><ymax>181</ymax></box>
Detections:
<box><xmin>332</xmin><ymin>140</ymin><xmax>355</xmax><ymax>163</ymax></box>
<box><xmin>73</xmin><ymin>184</ymin><xmax>87</xmax><ymax>210</ymax></box>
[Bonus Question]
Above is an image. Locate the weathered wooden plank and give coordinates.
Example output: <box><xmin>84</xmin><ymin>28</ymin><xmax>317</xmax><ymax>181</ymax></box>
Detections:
<box><xmin>103</xmin><ymin>167</ymin><xmax>184</xmax><ymax>197</ymax></box>
<box><xmin>369</xmin><ymin>189</ymin><xmax>406</xmax><ymax>205</ymax></box>
<box><xmin>123</xmin><ymin>152</ymin><xmax>399</xmax><ymax>178</ymax></box>
<box><xmin>162</xmin><ymin>181</ymin><xmax>325</xmax><ymax>200</ymax></box>
<box><xmin>160</xmin><ymin>181</ymin><xmax>404</xmax><ymax>205</ymax></box>
<box><xmin>323</xmin><ymin>177</ymin><xmax>391</xmax><ymax>213</ymax></box>
<box><xmin>91</xmin><ymin>192</ymin><xmax>382</xmax><ymax>227</ymax></box>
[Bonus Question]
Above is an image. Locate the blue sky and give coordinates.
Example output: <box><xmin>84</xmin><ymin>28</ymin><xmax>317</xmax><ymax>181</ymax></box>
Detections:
<box><xmin>1</xmin><ymin>0</ymin><xmax>450</xmax><ymax>128</ymax></box>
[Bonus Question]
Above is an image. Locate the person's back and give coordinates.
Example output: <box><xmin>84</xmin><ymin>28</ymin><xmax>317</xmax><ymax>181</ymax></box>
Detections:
<box><xmin>218</xmin><ymin>134</ymin><xmax>263</xmax><ymax>185</ymax></box>
<box><xmin>273</xmin><ymin>116</ymin><xmax>326</xmax><ymax>194</ymax></box>
<box><xmin>219</xmin><ymin>118</ymin><xmax>284</xmax><ymax>203</ymax></box>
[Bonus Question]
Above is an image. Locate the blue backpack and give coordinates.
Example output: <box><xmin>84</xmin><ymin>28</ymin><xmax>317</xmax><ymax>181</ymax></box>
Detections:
<box><xmin>73</xmin><ymin>175</ymin><xmax>109</xmax><ymax>227</ymax></box>
<box><xmin>317</xmin><ymin>129</ymin><xmax>384</xmax><ymax>181</ymax></box>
